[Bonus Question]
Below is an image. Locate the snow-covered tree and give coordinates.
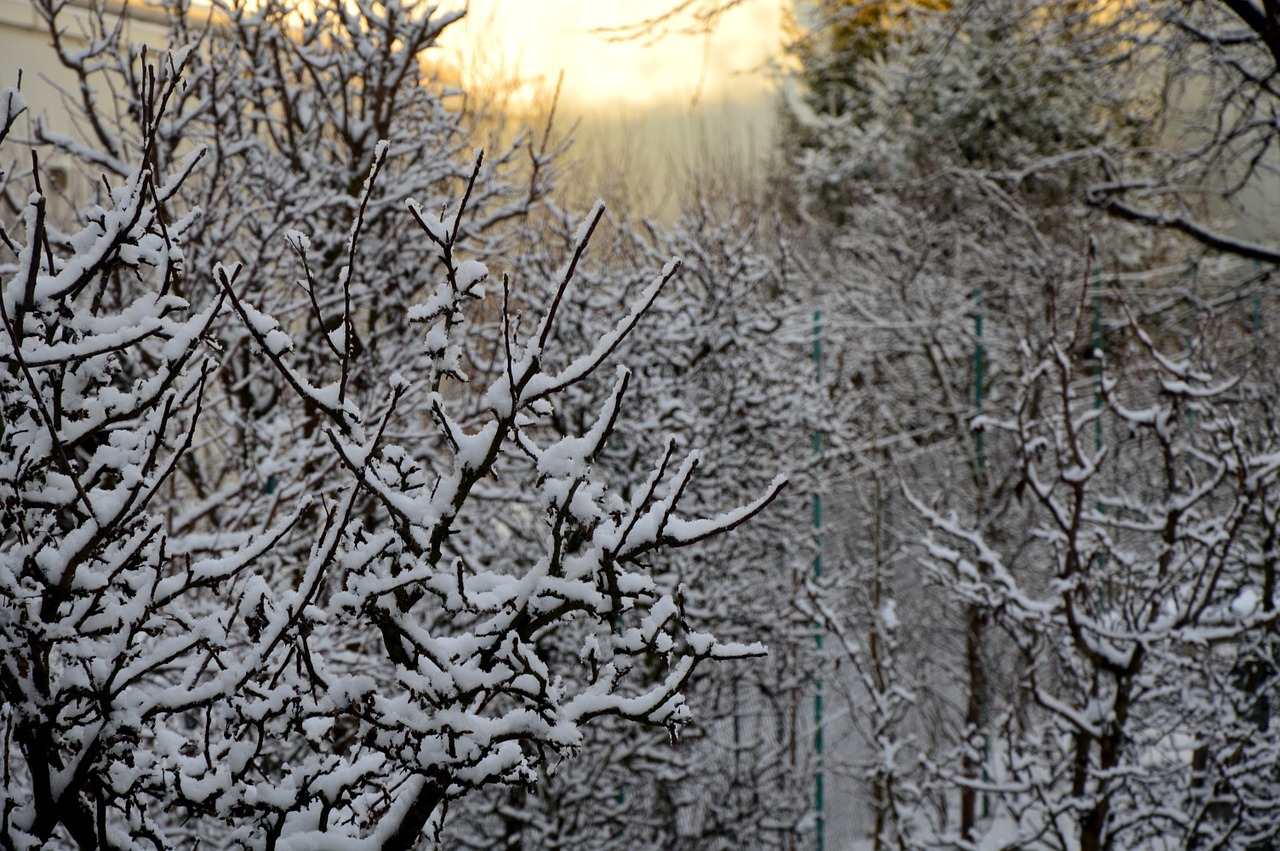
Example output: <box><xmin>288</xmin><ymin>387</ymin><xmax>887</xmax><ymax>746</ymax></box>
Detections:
<box><xmin>773</xmin><ymin>3</ymin><xmax>1280</xmax><ymax>845</ymax></box>
<box><xmin>1087</xmin><ymin>0</ymin><xmax>1280</xmax><ymax>264</ymax></box>
<box><xmin>0</xmin><ymin>3</ymin><xmax>789</xmax><ymax>847</ymax></box>
<box><xmin>918</xmin><ymin>282</ymin><xmax>1280</xmax><ymax>850</ymax></box>
<box><xmin>439</xmin><ymin>189</ymin><xmax>819</xmax><ymax>851</ymax></box>
<box><xmin>770</xmin><ymin>0</ymin><xmax>1179</xmax><ymax>844</ymax></box>
<box><xmin>601</xmin><ymin>0</ymin><xmax>1280</xmax><ymax>844</ymax></box>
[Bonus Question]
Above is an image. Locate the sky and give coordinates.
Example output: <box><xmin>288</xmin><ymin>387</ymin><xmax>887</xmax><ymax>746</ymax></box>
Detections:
<box><xmin>442</xmin><ymin>1</ymin><xmax>785</xmax><ymax>217</ymax></box>
<box><xmin>446</xmin><ymin>0</ymin><xmax>783</xmax><ymax>111</ymax></box>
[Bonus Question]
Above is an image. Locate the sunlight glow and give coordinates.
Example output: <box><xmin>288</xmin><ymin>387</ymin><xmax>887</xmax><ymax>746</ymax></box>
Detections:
<box><xmin>449</xmin><ymin>0</ymin><xmax>781</xmax><ymax>110</ymax></box>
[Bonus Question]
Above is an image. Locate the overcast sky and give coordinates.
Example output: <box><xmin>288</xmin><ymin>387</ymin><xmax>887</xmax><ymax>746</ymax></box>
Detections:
<box><xmin>440</xmin><ymin>1</ymin><xmax>785</xmax><ymax>217</ymax></box>
<box><xmin>449</xmin><ymin>0</ymin><xmax>783</xmax><ymax>110</ymax></box>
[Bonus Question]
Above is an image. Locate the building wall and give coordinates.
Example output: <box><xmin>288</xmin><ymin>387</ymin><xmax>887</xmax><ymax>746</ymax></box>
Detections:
<box><xmin>0</xmin><ymin>0</ymin><xmax>169</xmax><ymax>138</ymax></box>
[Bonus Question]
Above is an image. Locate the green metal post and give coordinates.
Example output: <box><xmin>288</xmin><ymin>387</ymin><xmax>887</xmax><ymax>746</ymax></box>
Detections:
<box><xmin>974</xmin><ymin>287</ymin><xmax>985</xmax><ymax>474</ymax></box>
<box><xmin>813</xmin><ymin>309</ymin><xmax>825</xmax><ymax>851</ymax></box>
<box><xmin>1093</xmin><ymin>270</ymin><xmax>1107</xmax><ymax>604</ymax></box>
<box><xmin>973</xmin><ymin>287</ymin><xmax>990</xmax><ymax>821</ymax></box>
<box><xmin>1093</xmin><ymin>269</ymin><xmax>1104</xmax><ymax>456</ymax></box>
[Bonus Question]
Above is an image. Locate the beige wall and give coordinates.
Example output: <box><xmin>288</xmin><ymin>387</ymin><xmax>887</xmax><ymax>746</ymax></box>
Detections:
<box><xmin>1</xmin><ymin>0</ymin><xmax>171</xmax><ymax>138</ymax></box>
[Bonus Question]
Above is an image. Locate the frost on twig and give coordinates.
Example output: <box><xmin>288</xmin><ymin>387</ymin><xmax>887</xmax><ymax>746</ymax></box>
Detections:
<box><xmin>0</xmin><ymin>3</ymin><xmax>784</xmax><ymax>842</ymax></box>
